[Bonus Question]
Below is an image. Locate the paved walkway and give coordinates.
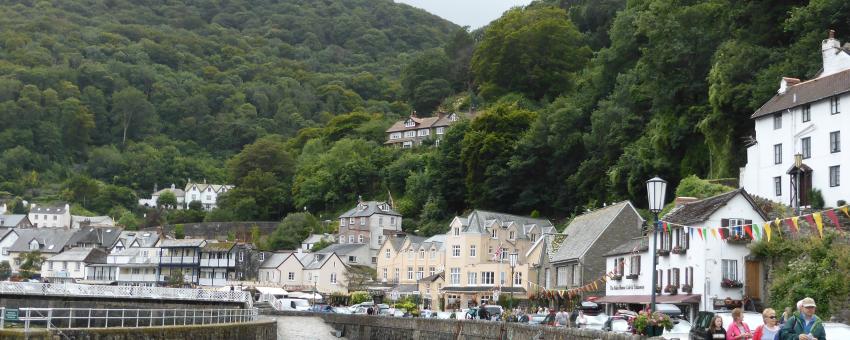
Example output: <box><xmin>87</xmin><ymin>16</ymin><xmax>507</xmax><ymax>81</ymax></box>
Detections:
<box><xmin>274</xmin><ymin>315</ymin><xmax>345</xmax><ymax>340</ymax></box>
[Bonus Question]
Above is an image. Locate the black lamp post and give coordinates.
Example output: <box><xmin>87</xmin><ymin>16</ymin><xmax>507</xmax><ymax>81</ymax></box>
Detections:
<box><xmin>509</xmin><ymin>252</ymin><xmax>518</xmax><ymax>314</ymax></box>
<box><xmin>646</xmin><ymin>176</ymin><xmax>667</xmax><ymax>313</ymax></box>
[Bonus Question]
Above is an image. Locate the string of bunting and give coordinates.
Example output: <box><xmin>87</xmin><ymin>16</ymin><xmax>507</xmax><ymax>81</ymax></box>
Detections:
<box><xmin>656</xmin><ymin>205</ymin><xmax>850</xmax><ymax>242</ymax></box>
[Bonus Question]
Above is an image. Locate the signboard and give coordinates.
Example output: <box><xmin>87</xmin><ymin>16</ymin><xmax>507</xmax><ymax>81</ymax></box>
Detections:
<box><xmin>492</xmin><ymin>290</ymin><xmax>500</xmax><ymax>302</ymax></box>
<box><xmin>390</xmin><ymin>290</ymin><xmax>399</xmax><ymax>301</ymax></box>
<box><xmin>4</xmin><ymin>309</ymin><xmax>18</xmax><ymax>321</ymax></box>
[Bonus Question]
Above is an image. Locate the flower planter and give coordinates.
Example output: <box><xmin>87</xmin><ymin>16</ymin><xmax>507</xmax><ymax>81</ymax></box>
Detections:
<box><xmin>721</xmin><ymin>279</ymin><xmax>743</xmax><ymax>288</ymax></box>
<box><xmin>681</xmin><ymin>285</ymin><xmax>693</xmax><ymax>294</ymax></box>
<box><xmin>664</xmin><ymin>285</ymin><xmax>678</xmax><ymax>295</ymax></box>
<box><xmin>611</xmin><ymin>274</ymin><xmax>623</xmax><ymax>281</ymax></box>
<box><xmin>644</xmin><ymin>325</ymin><xmax>664</xmax><ymax>337</ymax></box>
<box><xmin>726</xmin><ymin>237</ymin><xmax>752</xmax><ymax>245</ymax></box>
<box><xmin>626</xmin><ymin>274</ymin><xmax>639</xmax><ymax>280</ymax></box>
<box><xmin>656</xmin><ymin>249</ymin><xmax>670</xmax><ymax>256</ymax></box>
<box><xmin>671</xmin><ymin>247</ymin><xmax>687</xmax><ymax>255</ymax></box>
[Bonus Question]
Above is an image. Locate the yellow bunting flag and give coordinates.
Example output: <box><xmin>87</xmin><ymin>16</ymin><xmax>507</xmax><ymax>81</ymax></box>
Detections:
<box><xmin>813</xmin><ymin>212</ymin><xmax>824</xmax><ymax>238</ymax></box>
<box><xmin>593</xmin><ymin>281</ymin><xmax>599</xmax><ymax>290</ymax></box>
<box><xmin>774</xmin><ymin>218</ymin><xmax>783</xmax><ymax>236</ymax></box>
<box><xmin>764</xmin><ymin>222</ymin><xmax>772</xmax><ymax>242</ymax></box>
<box><xmin>710</xmin><ymin>228</ymin><xmax>718</xmax><ymax>239</ymax></box>
<box><xmin>791</xmin><ymin>216</ymin><xmax>800</xmax><ymax>233</ymax></box>
<box><xmin>841</xmin><ymin>206</ymin><xmax>850</xmax><ymax>218</ymax></box>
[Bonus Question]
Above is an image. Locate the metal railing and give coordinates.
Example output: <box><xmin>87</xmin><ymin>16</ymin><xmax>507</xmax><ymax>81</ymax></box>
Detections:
<box><xmin>0</xmin><ymin>307</ymin><xmax>258</xmax><ymax>331</ymax></box>
<box><xmin>0</xmin><ymin>282</ymin><xmax>252</xmax><ymax>307</ymax></box>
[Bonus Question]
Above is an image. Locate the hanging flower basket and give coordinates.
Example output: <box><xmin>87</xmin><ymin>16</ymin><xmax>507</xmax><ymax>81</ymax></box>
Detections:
<box><xmin>726</xmin><ymin>234</ymin><xmax>752</xmax><ymax>244</ymax></box>
<box><xmin>721</xmin><ymin>278</ymin><xmax>743</xmax><ymax>288</ymax></box>
<box><xmin>681</xmin><ymin>284</ymin><xmax>693</xmax><ymax>294</ymax></box>
<box><xmin>656</xmin><ymin>249</ymin><xmax>670</xmax><ymax>256</ymax></box>
<box><xmin>626</xmin><ymin>273</ymin><xmax>640</xmax><ymax>280</ymax></box>
<box><xmin>664</xmin><ymin>284</ymin><xmax>678</xmax><ymax>295</ymax></box>
<box><xmin>654</xmin><ymin>286</ymin><xmax>662</xmax><ymax>294</ymax></box>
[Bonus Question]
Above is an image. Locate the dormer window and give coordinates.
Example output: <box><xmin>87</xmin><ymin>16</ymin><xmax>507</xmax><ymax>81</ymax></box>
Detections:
<box><xmin>491</xmin><ymin>229</ymin><xmax>497</xmax><ymax>239</ymax></box>
<box><xmin>509</xmin><ymin>231</ymin><xmax>516</xmax><ymax>240</ymax></box>
<box><xmin>405</xmin><ymin>119</ymin><xmax>415</xmax><ymax>127</ymax></box>
<box><xmin>449</xmin><ymin>114</ymin><xmax>457</xmax><ymax>122</ymax></box>
<box><xmin>29</xmin><ymin>240</ymin><xmax>39</xmax><ymax>250</ymax></box>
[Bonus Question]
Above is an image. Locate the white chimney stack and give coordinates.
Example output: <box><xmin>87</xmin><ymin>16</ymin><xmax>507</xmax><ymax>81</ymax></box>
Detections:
<box><xmin>820</xmin><ymin>29</ymin><xmax>850</xmax><ymax>78</ymax></box>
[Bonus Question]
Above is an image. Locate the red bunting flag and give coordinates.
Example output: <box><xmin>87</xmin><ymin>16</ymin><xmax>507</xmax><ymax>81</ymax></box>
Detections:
<box><xmin>744</xmin><ymin>225</ymin><xmax>754</xmax><ymax>240</ymax></box>
<box><xmin>826</xmin><ymin>210</ymin><xmax>842</xmax><ymax>230</ymax></box>
<box><xmin>805</xmin><ymin>215</ymin><xmax>817</xmax><ymax>234</ymax></box>
<box><xmin>719</xmin><ymin>227</ymin><xmax>728</xmax><ymax>240</ymax></box>
<box><xmin>662</xmin><ymin>222</ymin><xmax>668</xmax><ymax>233</ymax></box>
<box><xmin>697</xmin><ymin>228</ymin><xmax>704</xmax><ymax>240</ymax></box>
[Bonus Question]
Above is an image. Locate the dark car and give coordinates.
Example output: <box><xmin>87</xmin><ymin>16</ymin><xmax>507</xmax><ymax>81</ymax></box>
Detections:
<box><xmin>464</xmin><ymin>306</ymin><xmax>504</xmax><ymax>320</ymax></box>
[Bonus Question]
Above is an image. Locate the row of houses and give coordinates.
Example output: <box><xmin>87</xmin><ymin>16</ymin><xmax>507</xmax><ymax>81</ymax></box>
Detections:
<box><xmin>0</xmin><ymin>226</ymin><xmax>265</xmax><ymax>287</ymax></box>
<box><xmin>0</xmin><ymin>202</ymin><xmax>114</xmax><ymax>229</ymax></box>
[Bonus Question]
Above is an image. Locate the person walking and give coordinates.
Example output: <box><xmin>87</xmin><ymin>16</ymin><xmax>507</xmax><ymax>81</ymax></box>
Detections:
<box><xmin>780</xmin><ymin>297</ymin><xmax>826</xmax><ymax>340</ymax></box>
<box><xmin>555</xmin><ymin>308</ymin><xmax>568</xmax><ymax>327</ymax></box>
<box><xmin>753</xmin><ymin>308</ymin><xmax>780</xmax><ymax>340</ymax></box>
<box><xmin>780</xmin><ymin>307</ymin><xmax>793</xmax><ymax>326</ymax></box>
<box><xmin>727</xmin><ymin>308</ymin><xmax>753</xmax><ymax>340</ymax></box>
<box><xmin>706</xmin><ymin>315</ymin><xmax>727</xmax><ymax>339</ymax></box>
<box><xmin>478</xmin><ymin>303</ymin><xmax>490</xmax><ymax>320</ymax></box>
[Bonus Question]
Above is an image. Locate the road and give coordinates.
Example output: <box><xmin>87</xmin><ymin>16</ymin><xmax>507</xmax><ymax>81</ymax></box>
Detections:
<box><xmin>273</xmin><ymin>315</ymin><xmax>345</xmax><ymax>340</ymax></box>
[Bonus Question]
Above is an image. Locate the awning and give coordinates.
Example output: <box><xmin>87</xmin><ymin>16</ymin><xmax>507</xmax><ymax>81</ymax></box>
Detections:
<box><xmin>595</xmin><ymin>294</ymin><xmax>701</xmax><ymax>304</ymax></box>
<box><xmin>255</xmin><ymin>287</ymin><xmax>289</xmax><ymax>295</ymax></box>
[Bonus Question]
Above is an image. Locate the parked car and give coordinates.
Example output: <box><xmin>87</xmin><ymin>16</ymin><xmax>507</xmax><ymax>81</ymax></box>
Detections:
<box><xmin>655</xmin><ymin>304</ymin><xmax>684</xmax><ymax>318</ymax></box>
<box><xmin>689</xmin><ymin>310</ymin><xmax>763</xmax><ymax>340</ymax></box>
<box><xmin>275</xmin><ymin>298</ymin><xmax>311</xmax><ymax>311</ymax></box>
<box><xmin>603</xmin><ymin>315</ymin><xmax>632</xmax><ymax>334</ymax></box>
<box><xmin>333</xmin><ymin>307</ymin><xmax>352</xmax><ymax>314</ymax></box>
<box><xmin>824</xmin><ymin>322</ymin><xmax>850</xmax><ymax>339</ymax></box>
<box><xmin>464</xmin><ymin>305</ymin><xmax>504</xmax><ymax>320</ymax></box>
<box><xmin>308</xmin><ymin>304</ymin><xmax>335</xmax><ymax>313</ymax></box>
<box><xmin>581</xmin><ymin>312</ymin><xmax>609</xmax><ymax>330</ymax></box>
<box><xmin>663</xmin><ymin>319</ymin><xmax>691</xmax><ymax>340</ymax></box>
<box><xmin>528</xmin><ymin>313</ymin><xmax>554</xmax><ymax>325</ymax></box>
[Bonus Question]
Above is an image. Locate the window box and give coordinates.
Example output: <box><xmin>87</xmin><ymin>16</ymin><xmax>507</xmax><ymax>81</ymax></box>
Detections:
<box><xmin>671</xmin><ymin>246</ymin><xmax>686</xmax><ymax>255</ymax></box>
<box><xmin>610</xmin><ymin>274</ymin><xmax>623</xmax><ymax>281</ymax></box>
<box><xmin>664</xmin><ymin>284</ymin><xmax>678</xmax><ymax>295</ymax></box>
<box><xmin>656</xmin><ymin>249</ymin><xmax>670</xmax><ymax>256</ymax></box>
<box><xmin>721</xmin><ymin>278</ymin><xmax>743</xmax><ymax>288</ymax></box>
<box><xmin>726</xmin><ymin>234</ymin><xmax>752</xmax><ymax>244</ymax></box>
<box><xmin>654</xmin><ymin>286</ymin><xmax>662</xmax><ymax>294</ymax></box>
<box><xmin>681</xmin><ymin>284</ymin><xmax>693</xmax><ymax>294</ymax></box>
<box><xmin>626</xmin><ymin>273</ymin><xmax>640</xmax><ymax>280</ymax></box>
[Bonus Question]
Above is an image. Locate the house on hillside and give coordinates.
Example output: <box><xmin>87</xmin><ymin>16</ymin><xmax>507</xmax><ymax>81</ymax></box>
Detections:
<box><xmin>6</xmin><ymin>229</ymin><xmax>77</xmax><ymax>274</ymax></box>
<box><xmin>548</xmin><ymin>201</ymin><xmax>644</xmax><ymax>297</ymax></box>
<box><xmin>138</xmin><ymin>180</ymin><xmax>234</xmax><ymax>211</ymax></box>
<box><xmin>741</xmin><ymin>30</ymin><xmax>850</xmax><ymax>208</ymax></box>
<box><xmin>301</xmin><ymin>233</ymin><xmax>336</xmax><ymax>251</ymax></box>
<box><xmin>259</xmin><ymin>251</ymin><xmax>292</xmax><ymax>285</ymax></box>
<box><xmin>200</xmin><ymin>241</ymin><xmax>236</xmax><ymax>286</ymax></box>
<box><xmin>0</xmin><ymin>214</ymin><xmax>32</xmax><ymax>228</ymax></box>
<box><xmin>338</xmin><ymin>199</ymin><xmax>403</xmax><ymax>263</ymax></box>
<box><xmin>385</xmin><ymin>112</ymin><xmax>471</xmax><ymax>148</ymax></box>
<box><xmin>157</xmin><ymin>239</ymin><xmax>205</xmax><ymax>285</ymax></box>
<box><xmin>28</xmin><ymin>203</ymin><xmax>71</xmax><ymax>228</ymax></box>
<box><xmin>112</xmin><ymin>230</ymin><xmax>160</xmax><ymax>253</ymax></box>
<box><xmin>0</xmin><ymin>229</ymin><xmax>20</xmax><ymax>267</ymax></box>
<box><xmin>68</xmin><ymin>227</ymin><xmax>123</xmax><ymax>250</ymax></box>
<box><xmin>41</xmin><ymin>247</ymin><xmax>107</xmax><ymax>284</ymax></box>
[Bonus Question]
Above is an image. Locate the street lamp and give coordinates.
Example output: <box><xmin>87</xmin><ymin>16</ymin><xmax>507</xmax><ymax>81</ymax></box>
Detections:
<box><xmin>509</xmin><ymin>252</ymin><xmax>518</xmax><ymax>314</ymax></box>
<box><xmin>646</xmin><ymin>176</ymin><xmax>667</xmax><ymax>313</ymax></box>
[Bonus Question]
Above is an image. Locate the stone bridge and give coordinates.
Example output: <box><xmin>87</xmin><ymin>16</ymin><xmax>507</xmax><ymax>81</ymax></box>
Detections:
<box><xmin>269</xmin><ymin>310</ymin><xmax>651</xmax><ymax>340</ymax></box>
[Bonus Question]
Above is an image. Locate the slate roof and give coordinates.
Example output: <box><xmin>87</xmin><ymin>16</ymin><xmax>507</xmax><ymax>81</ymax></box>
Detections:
<box><xmin>69</xmin><ymin>227</ymin><xmax>122</xmax><ymax>248</ymax></box>
<box><xmin>202</xmin><ymin>241</ymin><xmax>235</xmax><ymax>252</ymax></box>
<box><xmin>184</xmin><ymin>182</ymin><xmax>234</xmax><ymax>193</ymax></box>
<box><xmin>419</xmin><ymin>271</ymin><xmax>444</xmax><ymax>283</ymax></box>
<box><xmin>0</xmin><ymin>228</ymin><xmax>13</xmax><ymax>241</ymax></box>
<box><xmin>8</xmin><ymin>229</ymin><xmax>76</xmax><ymax>253</ymax></box>
<box><xmin>604</xmin><ymin>237</ymin><xmax>649</xmax><ymax>257</ymax></box>
<box><xmin>662</xmin><ymin>189</ymin><xmax>767</xmax><ymax>225</ymax></box>
<box><xmin>301</xmin><ymin>253</ymin><xmax>334</xmax><ymax>270</ymax></box>
<box><xmin>45</xmin><ymin>247</ymin><xmax>106</xmax><ymax>263</ymax></box>
<box><xmin>551</xmin><ymin>201</ymin><xmax>639</xmax><ymax>263</ymax></box>
<box><xmin>314</xmin><ymin>243</ymin><xmax>368</xmax><ymax>256</ymax></box>
<box><xmin>117</xmin><ymin>231</ymin><xmax>160</xmax><ymax>248</ymax></box>
<box><xmin>0</xmin><ymin>215</ymin><xmax>29</xmax><ymax>227</ymax></box>
<box><xmin>259</xmin><ymin>252</ymin><xmax>291</xmax><ymax>269</ymax></box>
<box><xmin>30</xmin><ymin>203</ymin><xmax>69</xmax><ymax>214</ymax></box>
<box><xmin>158</xmin><ymin>239</ymin><xmax>205</xmax><ymax>248</ymax></box>
<box><xmin>338</xmin><ymin>201</ymin><xmax>401</xmax><ymax>218</ymax></box>
<box><xmin>385</xmin><ymin>112</ymin><xmax>471</xmax><ymax>133</ymax></box>
<box><xmin>459</xmin><ymin>210</ymin><xmax>555</xmax><ymax>238</ymax></box>
<box><xmin>752</xmin><ymin>68</ymin><xmax>850</xmax><ymax>119</ymax></box>
<box><xmin>303</xmin><ymin>234</ymin><xmax>334</xmax><ymax>244</ymax></box>
<box><xmin>71</xmin><ymin>216</ymin><xmax>114</xmax><ymax>228</ymax></box>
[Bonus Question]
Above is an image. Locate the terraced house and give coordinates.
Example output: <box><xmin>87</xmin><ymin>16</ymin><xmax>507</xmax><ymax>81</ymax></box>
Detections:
<box><xmin>376</xmin><ymin>234</ymin><xmax>445</xmax><ymax>297</ymax></box>
<box><xmin>338</xmin><ymin>199</ymin><xmax>403</xmax><ymax>263</ymax></box>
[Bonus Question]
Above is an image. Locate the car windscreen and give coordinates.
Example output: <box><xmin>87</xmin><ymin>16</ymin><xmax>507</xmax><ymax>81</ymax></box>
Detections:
<box><xmin>611</xmin><ymin>319</ymin><xmax>630</xmax><ymax>332</ymax></box>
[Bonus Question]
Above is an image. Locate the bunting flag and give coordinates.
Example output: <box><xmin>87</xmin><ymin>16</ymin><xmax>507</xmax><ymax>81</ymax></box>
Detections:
<box><xmin>718</xmin><ymin>227</ymin><xmax>728</xmax><ymax>240</ymax></box>
<box><xmin>744</xmin><ymin>225</ymin><xmax>754</xmax><ymax>240</ymax></box>
<box><xmin>813</xmin><ymin>212</ymin><xmax>824</xmax><ymax>238</ymax></box>
<box><xmin>841</xmin><ymin>206</ymin><xmax>850</xmax><ymax>218</ymax></box>
<box><xmin>697</xmin><ymin>228</ymin><xmax>704</xmax><ymax>240</ymax></box>
<box><xmin>710</xmin><ymin>228</ymin><xmax>718</xmax><ymax>239</ymax></box>
<box><xmin>764</xmin><ymin>222</ymin><xmax>772</xmax><ymax>242</ymax></box>
<box><xmin>662</xmin><ymin>221</ymin><xmax>668</xmax><ymax>233</ymax></box>
<box><xmin>825</xmin><ymin>210</ymin><xmax>842</xmax><ymax>231</ymax></box>
<box><xmin>790</xmin><ymin>216</ymin><xmax>800</xmax><ymax>233</ymax></box>
<box><xmin>688</xmin><ymin>226</ymin><xmax>694</xmax><ymax>240</ymax></box>
<box><xmin>753</xmin><ymin>224</ymin><xmax>761</xmax><ymax>241</ymax></box>
<box><xmin>774</xmin><ymin>218</ymin><xmax>783</xmax><ymax>236</ymax></box>
<box><xmin>805</xmin><ymin>215</ymin><xmax>817</xmax><ymax>234</ymax></box>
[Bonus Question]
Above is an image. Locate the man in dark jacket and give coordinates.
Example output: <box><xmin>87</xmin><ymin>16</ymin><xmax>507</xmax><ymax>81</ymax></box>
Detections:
<box><xmin>478</xmin><ymin>303</ymin><xmax>490</xmax><ymax>320</ymax></box>
<box><xmin>780</xmin><ymin>297</ymin><xmax>826</xmax><ymax>340</ymax></box>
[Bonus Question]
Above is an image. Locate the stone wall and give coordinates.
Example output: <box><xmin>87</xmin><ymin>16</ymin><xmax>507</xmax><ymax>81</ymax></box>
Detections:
<box><xmin>270</xmin><ymin>311</ymin><xmax>648</xmax><ymax>340</ymax></box>
<box><xmin>0</xmin><ymin>295</ymin><xmax>246</xmax><ymax>310</ymax></box>
<box><xmin>0</xmin><ymin>319</ymin><xmax>276</xmax><ymax>340</ymax></box>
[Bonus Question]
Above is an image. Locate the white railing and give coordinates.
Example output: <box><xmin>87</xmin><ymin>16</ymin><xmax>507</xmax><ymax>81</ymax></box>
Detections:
<box><xmin>200</xmin><ymin>258</ymin><xmax>236</xmax><ymax>267</ymax></box>
<box><xmin>0</xmin><ymin>307</ymin><xmax>258</xmax><ymax>330</ymax></box>
<box><xmin>0</xmin><ymin>282</ymin><xmax>252</xmax><ymax>307</ymax></box>
<box><xmin>159</xmin><ymin>256</ymin><xmax>199</xmax><ymax>264</ymax></box>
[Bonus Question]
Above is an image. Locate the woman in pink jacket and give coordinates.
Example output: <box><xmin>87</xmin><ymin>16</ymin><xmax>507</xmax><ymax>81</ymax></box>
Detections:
<box><xmin>727</xmin><ymin>308</ymin><xmax>754</xmax><ymax>340</ymax></box>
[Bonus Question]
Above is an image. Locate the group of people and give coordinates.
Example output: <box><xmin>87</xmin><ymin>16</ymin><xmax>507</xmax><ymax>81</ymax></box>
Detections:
<box><xmin>706</xmin><ymin>297</ymin><xmax>827</xmax><ymax>340</ymax></box>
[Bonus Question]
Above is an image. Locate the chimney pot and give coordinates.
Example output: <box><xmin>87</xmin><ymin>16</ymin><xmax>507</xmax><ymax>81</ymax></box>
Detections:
<box><xmin>830</xmin><ymin>29</ymin><xmax>836</xmax><ymax>39</ymax></box>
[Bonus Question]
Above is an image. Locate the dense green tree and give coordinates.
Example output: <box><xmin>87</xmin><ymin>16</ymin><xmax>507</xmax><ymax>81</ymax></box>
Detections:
<box><xmin>266</xmin><ymin>212</ymin><xmax>320</xmax><ymax>251</ymax></box>
<box><xmin>158</xmin><ymin>191</ymin><xmax>178</xmax><ymax>210</ymax></box>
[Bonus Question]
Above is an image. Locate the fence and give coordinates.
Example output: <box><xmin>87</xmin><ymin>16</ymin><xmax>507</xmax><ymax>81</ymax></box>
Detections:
<box><xmin>0</xmin><ymin>307</ymin><xmax>258</xmax><ymax>331</ymax></box>
<box><xmin>0</xmin><ymin>282</ymin><xmax>252</xmax><ymax>307</ymax></box>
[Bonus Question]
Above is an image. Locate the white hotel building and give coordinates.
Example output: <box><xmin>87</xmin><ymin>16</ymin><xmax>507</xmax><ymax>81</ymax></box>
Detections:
<box><xmin>741</xmin><ymin>31</ymin><xmax>849</xmax><ymax>207</ymax></box>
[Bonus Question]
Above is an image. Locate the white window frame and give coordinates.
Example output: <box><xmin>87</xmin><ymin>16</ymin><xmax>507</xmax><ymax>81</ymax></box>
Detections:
<box><xmin>450</xmin><ymin>268</ymin><xmax>460</xmax><ymax>285</ymax></box>
<box><xmin>721</xmin><ymin>259</ymin><xmax>738</xmax><ymax>281</ymax></box>
<box><xmin>452</xmin><ymin>245</ymin><xmax>460</xmax><ymax>257</ymax></box>
<box><xmin>481</xmin><ymin>272</ymin><xmax>494</xmax><ymax>285</ymax></box>
<box><xmin>469</xmin><ymin>245</ymin><xmax>476</xmax><ymax>258</ymax></box>
<box><xmin>774</xmin><ymin>176</ymin><xmax>782</xmax><ymax>196</ymax></box>
<box><xmin>830</xmin><ymin>165</ymin><xmax>841</xmax><ymax>187</ymax></box>
<box><xmin>467</xmin><ymin>272</ymin><xmax>477</xmax><ymax>285</ymax></box>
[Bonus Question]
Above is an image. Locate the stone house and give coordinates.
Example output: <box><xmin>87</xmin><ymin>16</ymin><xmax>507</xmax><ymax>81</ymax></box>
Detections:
<box><xmin>338</xmin><ymin>199</ymin><xmax>403</xmax><ymax>263</ymax></box>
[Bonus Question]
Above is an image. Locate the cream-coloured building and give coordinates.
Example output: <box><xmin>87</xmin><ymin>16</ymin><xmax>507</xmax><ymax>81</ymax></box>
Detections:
<box><xmin>418</xmin><ymin>271</ymin><xmax>445</xmax><ymax>310</ymax></box>
<box><xmin>376</xmin><ymin>234</ymin><xmax>445</xmax><ymax>297</ymax></box>
<box><xmin>441</xmin><ymin>210</ymin><xmax>554</xmax><ymax>310</ymax></box>
<box><xmin>258</xmin><ymin>244</ymin><xmax>371</xmax><ymax>294</ymax></box>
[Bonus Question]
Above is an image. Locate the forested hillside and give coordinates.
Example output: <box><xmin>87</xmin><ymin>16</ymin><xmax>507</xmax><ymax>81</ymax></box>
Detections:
<box><xmin>2</xmin><ymin>0</ymin><xmax>850</xmax><ymax>250</ymax></box>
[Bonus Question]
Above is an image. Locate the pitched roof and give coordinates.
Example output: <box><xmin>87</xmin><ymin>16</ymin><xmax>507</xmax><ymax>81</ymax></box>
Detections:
<box><xmin>752</xmin><ymin>68</ymin><xmax>850</xmax><ymax>119</ymax></box>
<box><xmin>8</xmin><ymin>229</ymin><xmax>76</xmax><ymax>253</ymax></box>
<box><xmin>260</xmin><ymin>252</ymin><xmax>291</xmax><ymax>268</ymax></box>
<box><xmin>0</xmin><ymin>215</ymin><xmax>29</xmax><ymax>227</ymax></box>
<box><xmin>604</xmin><ymin>237</ymin><xmax>649</xmax><ymax>257</ymax></box>
<box><xmin>30</xmin><ymin>203</ymin><xmax>69</xmax><ymax>214</ymax></box>
<box><xmin>301</xmin><ymin>253</ymin><xmax>336</xmax><ymax>270</ymax></box>
<box><xmin>338</xmin><ymin>201</ymin><xmax>401</xmax><ymax>218</ymax></box>
<box><xmin>202</xmin><ymin>241</ymin><xmax>236</xmax><ymax>251</ymax></box>
<box><xmin>45</xmin><ymin>247</ymin><xmax>107</xmax><ymax>263</ymax></box>
<box><xmin>314</xmin><ymin>243</ymin><xmax>368</xmax><ymax>256</ymax></box>
<box><xmin>303</xmin><ymin>234</ymin><xmax>334</xmax><ymax>244</ymax></box>
<box><xmin>117</xmin><ymin>231</ymin><xmax>159</xmax><ymax>248</ymax></box>
<box><xmin>459</xmin><ymin>210</ymin><xmax>554</xmax><ymax>237</ymax></box>
<box><xmin>551</xmin><ymin>201</ymin><xmax>639</xmax><ymax>263</ymax></box>
<box><xmin>69</xmin><ymin>227</ymin><xmax>122</xmax><ymax>248</ymax></box>
<box><xmin>184</xmin><ymin>182</ymin><xmax>234</xmax><ymax>193</ymax></box>
<box><xmin>662</xmin><ymin>189</ymin><xmax>768</xmax><ymax>225</ymax></box>
<box><xmin>71</xmin><ymin>216</ymin><xmax>114</xmax><ymax>228</ymax></box>
<box><xmin>385</xmin><ymin>112</ymin><xmax>472</xmax><ymax>133</ymax></box>
<box><xmin>419</xmin><ymin>271</ymin><xmax>444</xmax><ymax>283</ymax></box>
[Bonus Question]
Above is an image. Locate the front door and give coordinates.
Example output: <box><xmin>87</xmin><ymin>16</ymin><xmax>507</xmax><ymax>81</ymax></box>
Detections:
<box><xmin>800</xmin><ymin>171</ymin><xmax>813</xmax><ymax>206</ymax></box>
<box><xmin>745</xmin><ymin>260</ymin><xmax>760</xmax><ymax>300</ymax></box>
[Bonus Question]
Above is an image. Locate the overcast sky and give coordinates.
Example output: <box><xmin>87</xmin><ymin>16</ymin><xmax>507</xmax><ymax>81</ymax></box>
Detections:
<box><xmin>395</xmin><ymin>0</ymin><xmax>534</xmax><ymax>29</ymax></box>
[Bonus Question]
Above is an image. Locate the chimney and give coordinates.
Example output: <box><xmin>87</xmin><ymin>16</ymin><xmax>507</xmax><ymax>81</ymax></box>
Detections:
<box><xmin>674</xmin><ymin>197</ymin><xmax>699</xmax><ymax>207</ymax></box>
<box><xmin>820</xmin><ymin>29</ymin><xmax>850</xmax><ymax>77</ymax></box>
<box><xmin>411</xmin><ymin>110</ymin><xmax>417</xmax><ymax>118</ymax></box>
<box><xmin>778</xmin><ymin>77</ymin><xmax>801</xmax><ymax>94</ymax></box>
<box><xmin>171</xmin><ymin>183</ymin><xmax>176</xmax><ymax>190</ymax></box>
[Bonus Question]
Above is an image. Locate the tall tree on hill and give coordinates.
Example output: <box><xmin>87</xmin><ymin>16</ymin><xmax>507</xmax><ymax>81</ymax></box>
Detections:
<box><xmin>111</xmin><ymin>87</ymin><xmax>155</xmax><ymax>145</ymax></box>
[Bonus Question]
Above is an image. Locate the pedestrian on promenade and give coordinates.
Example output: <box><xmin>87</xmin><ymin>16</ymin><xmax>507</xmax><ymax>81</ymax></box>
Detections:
<box><xmin>555</xmin><ymin>308</ymin><xmax>568</xmax><ymax>327</ymax></box>
<box><xmin>752</xmin><ymin>308</ymin><xmax>780</xmax><ymax>340</ymax></box>
<box><xmin>780</xmin><ymin>307</ymin><xmax>793</xmax><ymax>325</ymax></box>
<box><xmin>726</xmin><ymin>308</ymin><xmax>753</xmax><ymax>340</ymax></box>
<box><xmin>478</xmin><ymin>303</ymin><xmax>490</xmax><ymax>320</ymax></box>
<box><xmin>706</xmin><ymin>315</ymin><xmax>727</xmax><ymax>339</ymax></box>
<box><xmin>780</xmin><ymin>297</ymin><xmax>826</xmax><ymax>340</ymax></box>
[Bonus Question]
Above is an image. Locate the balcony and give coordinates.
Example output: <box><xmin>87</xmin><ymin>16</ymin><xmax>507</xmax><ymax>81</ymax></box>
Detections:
<box><xmin>200</xmin><ymin>258</ymin><xmax>236</xmax><ymax>267</ymax></box>
<box><xmin>159</xmin><ymin>256</ymin><xmax>199</xmax><ymax>265</ymax></box>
